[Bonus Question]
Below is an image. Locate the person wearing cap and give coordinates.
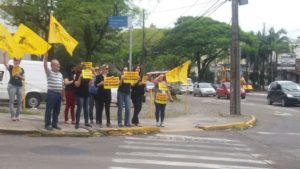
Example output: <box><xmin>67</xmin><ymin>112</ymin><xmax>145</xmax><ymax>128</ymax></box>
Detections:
<box><xmin>43</xmin><ymin>53</ymin><xmax>64</xmax><ymax>131</ymax></box>
<box><xmin>2</xmin><ymin>52</ymin><xmax>25</xmax><ymax>121</ymax></box>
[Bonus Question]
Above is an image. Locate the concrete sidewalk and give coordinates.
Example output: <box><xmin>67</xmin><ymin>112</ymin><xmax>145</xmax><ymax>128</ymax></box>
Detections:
<box><xmin>0</xmin><ymin>111</ymin><xmax>256</xmax><ymax>137</ymax></box>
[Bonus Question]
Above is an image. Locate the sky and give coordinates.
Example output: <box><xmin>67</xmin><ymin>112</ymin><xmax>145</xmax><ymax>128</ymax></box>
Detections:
<box><xmin>133</xmin><ymin>0</ymin><xmax>300</xmax><ymax>39</ymax></box>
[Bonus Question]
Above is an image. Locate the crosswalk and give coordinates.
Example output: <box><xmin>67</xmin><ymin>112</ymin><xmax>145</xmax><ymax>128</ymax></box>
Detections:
<box><xmin>110</xmin><ymin>134</ymin><xmax>274</xmax><ymax>169</ymax></box>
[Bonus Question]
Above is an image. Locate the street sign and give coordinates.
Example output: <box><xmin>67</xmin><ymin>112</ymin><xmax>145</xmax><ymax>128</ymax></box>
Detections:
<box><xmin>277</xmin><ymin>53</ymin><xmax>295</xmax><ymax>70</ymax></box>
<box><xmin>108</xmin><ymin>16</ymin><xmax>128</xmax><ymax>28</ymax></box>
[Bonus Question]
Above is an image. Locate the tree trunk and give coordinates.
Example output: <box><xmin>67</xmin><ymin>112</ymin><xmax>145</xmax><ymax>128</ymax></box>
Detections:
<box><xmin>196</xmin><ymin>51</ymin><xmax>201</xmax><ymax>82</ymax></box>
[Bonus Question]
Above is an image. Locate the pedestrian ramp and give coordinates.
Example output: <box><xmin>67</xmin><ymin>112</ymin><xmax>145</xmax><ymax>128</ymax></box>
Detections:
<box><xmin>110</xmin><ymin>134</ymin><xmax>275</xmax><ymax>169</ymax></box>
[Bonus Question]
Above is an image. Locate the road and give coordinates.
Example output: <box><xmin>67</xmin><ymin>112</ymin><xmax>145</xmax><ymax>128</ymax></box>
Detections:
<box><xmin>0</xmin><ymin>93</ymin><xmax>299</xmax><ymax>169</ymax></box>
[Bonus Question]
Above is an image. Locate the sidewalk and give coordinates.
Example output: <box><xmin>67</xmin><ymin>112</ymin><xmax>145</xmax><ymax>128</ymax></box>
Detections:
<box><xmin>0</xmin><ymin>109</ymin><xmax>256</xmax><ymax>137</ymax></box>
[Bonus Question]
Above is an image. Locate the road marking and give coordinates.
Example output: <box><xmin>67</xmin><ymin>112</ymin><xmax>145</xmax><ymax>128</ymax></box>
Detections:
<box><xmin>257</xmin><ymin>132</ymin><xmax>300</xmax><ymax>136</ymax></box>
<box><xmin>124</xmin><ymin>136</ymin><xmax>248</xmax><ymax>147</ymax></box>
<box><xmin>109</xmin><ymin>167</ymin><xmax>138</xmax><ymax>169</ymax></box>
<box><xmin>112</xmin><ymin>158</ymin><xmax>270</xmax><ymax>169</ymax></box>
<box><xmin>274</xmin><ymin>111</ymin><xmax>292</xmax><ymax>116</ymax></box>
<box><xmin>116</xmin><ymin>152</ymin><xmax>268</xmax><ymax>165</ymax></box>
<box><xmin>119</xmin><ymin>145</ymin><xmax>255</xmax><ymax>158</ymax></box>
<box><xmin>155</xmin><ymin>134</ymin><xmax>240</xmax><ymax>143</ymax></box>
<box><xmin>123</xmin><ymin>140</ymin><xmax>252</xmax><ymax>152</ymax></box>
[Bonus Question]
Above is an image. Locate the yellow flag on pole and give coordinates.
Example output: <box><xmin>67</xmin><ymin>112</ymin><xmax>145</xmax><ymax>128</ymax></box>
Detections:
<box><xmin>0</xmin><ymin>24</ymin><xmax>23</xmax><ymax>58</ymax></box>
<box><xmin>48</xmin><ymin>15</ymin><xmax>78</xmax><ymax>56</ymax></box>
<box><xmin>166</xmin><ymin>60</ymin><xmax>191</xmax><ymax>84</ymax></box>
<box><xmin>13</xmin><ymin>24</ymin><xmax>51</xmax><ymax>55</ymax></box>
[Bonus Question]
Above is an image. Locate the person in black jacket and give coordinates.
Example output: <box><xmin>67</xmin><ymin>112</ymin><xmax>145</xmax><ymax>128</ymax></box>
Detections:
<box><xmin>131</xmin><ymin>65</ymin><xmax>145</xmax><ymax>127</ymax></box>
<box><xmin>95</xmin><ymin>64</ymin><xmax>111</xmax><ymax>127</ymax></box>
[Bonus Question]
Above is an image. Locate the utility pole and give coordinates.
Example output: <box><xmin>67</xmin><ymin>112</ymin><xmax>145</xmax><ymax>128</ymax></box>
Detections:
<box><xmin>230</xmin><ymin>0</ymin><xmax>241</xmax><ymax>115</ymax></box>
<box><xmin>141</xmin><ymin>9</ymin><xmax>147</xmax><ymax>74</ymax></box>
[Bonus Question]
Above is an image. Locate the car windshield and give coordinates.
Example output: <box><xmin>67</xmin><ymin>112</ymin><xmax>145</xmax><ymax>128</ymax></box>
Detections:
<box><xmin>282</xmin><ymin>83</ymin><xmax>300</xmax><ymax>92</ymax></box>
<box><xmin>199</xmin><ymin>83</ymin><xmax>211</xmax><ymax>88</ymax></box>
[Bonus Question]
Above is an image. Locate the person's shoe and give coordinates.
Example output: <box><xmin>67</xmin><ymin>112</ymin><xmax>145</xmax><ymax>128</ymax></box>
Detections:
<box><xmin>125</xmin><ymin>124</ymin><xmax>131</xmax><ymax>127</ymax></box>
<box><xmin>75</xmin><ymin>124</ymin><xmax>79</xmax><ymax>129</ymax></box>
<box><xmin>156</xmin><ymin>122</ymin><xmax>160</xmax><ymax>127</ymax></box>
<box><xmin>160</xmin><ymin>122</ymin><xmax>165</xmax><ymax>127</ymax></box>
<box><xmin>15</xmin><ymin>117</ymin><xmax>20</xmax><ymax>121</ymax></box>
<box><xmin>85</xmin><ymin>123</ymin><xmax>92</xmax><ymax>127</ymax></box>
<box><xmin>118</xmin><ymin>123</ymin><xmax>123</xmax><ymax>127</ymax></box>
<box><xmin>136</xmin><ymin>123</ymin><xmax>142</xmax><ymax>127</ymax></box>
<box><xmin>45</xmin><ymin>126</ymin><xmax>53</xmax><ymax>131</ymax></box>
<box><xmin>52</xmin><ymin>126</ymin><xmax>62</xmax><ymax>130</ymax></box>
<box><xmin>11</xmin><ymin>117</ymin><xmax>16</xmax><ymax>121</ymax></box>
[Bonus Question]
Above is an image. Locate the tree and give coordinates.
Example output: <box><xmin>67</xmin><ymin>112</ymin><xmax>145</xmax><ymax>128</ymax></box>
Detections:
<box><xmin>159</xmin><ymin>16</ymin><xmax>231</xmax><ymax>82</ymax></box>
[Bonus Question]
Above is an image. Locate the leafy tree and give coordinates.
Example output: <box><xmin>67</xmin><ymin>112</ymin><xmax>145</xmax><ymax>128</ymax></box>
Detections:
<box><xmin>159</xmin><ymin>16</ymin><xmax>231</xmax><ymax>82</ymax></box>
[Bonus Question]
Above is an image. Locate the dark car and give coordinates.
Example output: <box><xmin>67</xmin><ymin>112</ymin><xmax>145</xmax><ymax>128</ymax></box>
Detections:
<box><xmin>267</xmin><ymin>81</ymin><xmax>300</xmax><ymax>107</ymax></box>
<box><xmin>216</xmin><ymin>82</ymin><xmax>246</xmax><ymax>99</ymax></box>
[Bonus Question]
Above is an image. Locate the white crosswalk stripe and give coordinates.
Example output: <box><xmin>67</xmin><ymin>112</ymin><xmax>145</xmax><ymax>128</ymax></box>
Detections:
<box><xmin>111</xmin><ymin>134</ymin><xmax>275</xmax><ymax>169</ymax></box>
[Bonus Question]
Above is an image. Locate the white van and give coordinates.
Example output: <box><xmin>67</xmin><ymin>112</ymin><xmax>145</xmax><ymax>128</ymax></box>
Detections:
<box><xmin>179</xmin><ymin>78</ymin><xmax>194</xmax><ymax>94</ymax></box>
<box><xmin>0</xmin><ymin>60</ymin><xmax>49</xmax><ymax>108</ymax></box>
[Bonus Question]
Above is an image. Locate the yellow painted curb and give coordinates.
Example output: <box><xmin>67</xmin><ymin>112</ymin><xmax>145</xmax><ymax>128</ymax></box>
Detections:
<box><xmin>196</xmin><ymin>115</ymin><xmax>256</xmax><ymax>131</ymax></box>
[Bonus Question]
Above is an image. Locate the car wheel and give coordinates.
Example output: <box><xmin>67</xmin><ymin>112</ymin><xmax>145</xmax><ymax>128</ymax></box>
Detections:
<box><xmin>26</xmin><ymin>93</ymin><xmax>41</xmax><ymax>108</ymax></box>
<box><xmin>281</xmin><ymin>98</ymin><xmax>287</xmax><ymax>107</ymax></box>
<box><xmin>267</xmin><ymin>97</ymin><xmax>273</xmax><ymax>105</ymax></box>
<box><xmin>241</xmin><ymin>96</ymin><xmax>245</xmax><ymax>99</ymax></box>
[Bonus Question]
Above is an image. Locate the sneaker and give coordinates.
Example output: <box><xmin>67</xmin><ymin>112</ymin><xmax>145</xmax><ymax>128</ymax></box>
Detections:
<box><xmin>75</xmin><ymin>124</ymin><xmax>79</xmax><ymax>129</ymax></box>
<box><xmin>160</xmin><ymin>122</ymin><xmax>165</xmax><ymax>127</ymax></box>
<box><xmin>45</xmin><ymin>126</ymin><xmax>53</xmax><ymax>131</ymax></box>
<box><xmin>85</xmin><ymin>123</ymin><xmax>92</xmax><ymax>127</ymax></box>
<box><xmin>11</xmin><ymin>117</ymin><xmax>16</xmax><ymax>121</ymax></box>
<box><xmin>52</xmin><ymin>126</ymin><xmax>62</xmax><ymax>130</ymax></box>
<box><xmin>156</xmin><ymin>122</ymin><xmax>160</xmax><ymax>127</ymax></box>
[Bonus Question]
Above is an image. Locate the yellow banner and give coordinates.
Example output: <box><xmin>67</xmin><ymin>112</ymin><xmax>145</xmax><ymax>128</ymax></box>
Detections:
<box><xmin>81</xmin><ymin>62</ymin><xmax>93</xmax><ymax>70</ymax></box>
<box><xmin>142</xmin><ymin>75</ymin><xmax>148</xmax><ymax>84</ymax></box>
<box><xmin>166</xmin><ymin>60</ymin><xmax>191</xmax><ymax>84</ymax></box>
<box><xmin>0</xmin><ymin>24</ymin><xmax>23</xmax><ymax>58</ymax></box>
<box><xmin>155</xmin><ymin>93</ymin><xmax>168</xmax><ymax>104</ymax></box>
<box><xmin>158</xmin><ymin>82</ymin><xmax>169</xmax><ymax>91</ymax></box>
<box><xmin>104</xmin><ymin>76</ymin><xmax>120</xmax><ymax>89</ymax></box>
<box><xmin>82</xmin><ymin>70</ymin><xmax>93</xmax><ymax>79</ymax></box>
<box><xmin>48</xmin><ymin>15</ymin><xmax>78</xmax><ymax>56</ymax></box>
<box><xmin>12</xmin><ymin>66</ymin><xmax>21</xmax><ymax>76</ymax></box>
<box><xmin>14</xmin><ymin>24</ymin><xmax>51</xmax><ymax>55</ymax></box>
<box><xmin>124</xmin><ymin>71</ymin><xmax>139</xmax><ymax>84</ymax></box>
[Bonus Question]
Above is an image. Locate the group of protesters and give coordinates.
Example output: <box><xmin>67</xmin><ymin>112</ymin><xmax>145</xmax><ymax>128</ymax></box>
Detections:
<box><xmin>2</xmin><ymin>52</ymin><xmax>174</xmax><ymax>131</ymax></box>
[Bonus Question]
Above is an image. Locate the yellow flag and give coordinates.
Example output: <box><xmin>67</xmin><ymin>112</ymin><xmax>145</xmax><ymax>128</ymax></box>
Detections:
<box><xmin>166</xmin><ymin>60</ymin><xmax>191</xmax><ymax>84</ymax></box>
<box><xmin>13</xmin><ymin>24</ymin><xmax>51</xmax><ymax>55</ymax></box>
<box><xmin>48</xmin><ymin>15</ymin><xmax>78</xmax><ymax>56</ymax></box>
<box><xmin>0</xmin><ymin>24</ymin><xmax>23</xmax><ymax>58</ymax></box>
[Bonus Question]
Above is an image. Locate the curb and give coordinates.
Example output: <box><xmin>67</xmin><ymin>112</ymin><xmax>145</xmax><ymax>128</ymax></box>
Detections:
<box><xmin>0</xmin><ymin>126</ymin><xmax>160</xmax><ymax>137</ymax></box>
<box><xmin>196</xmin><ymin>115</ymin><xmax>257</xmax><ymax>131</ymax></box>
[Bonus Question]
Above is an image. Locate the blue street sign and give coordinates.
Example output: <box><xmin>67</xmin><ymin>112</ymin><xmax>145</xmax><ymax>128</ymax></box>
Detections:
<box><xmin>108</xmin><ymin>16</ymin><xmax>128</xmax><ymax>28</ymax></box>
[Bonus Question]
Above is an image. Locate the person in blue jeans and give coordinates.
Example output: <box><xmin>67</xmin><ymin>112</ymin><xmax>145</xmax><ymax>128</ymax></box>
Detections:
<box><xmin>74</xmin><ymin>64</ymin><xmax>92</xmax><ymax>129</ymax></box>
<box><xmin>117</xmin><ymin>66</ymin><xmax>131</xmax><ymax>127</ymax></box>
<box><xmin>43</xmin><ymin>53</ymin><xmax>64</xmax><ymax>130</ymax></box>
<box><xmin>3</xmin><ymin>52</ymin><xmax>25</xmax><ymax>121</ymax></box>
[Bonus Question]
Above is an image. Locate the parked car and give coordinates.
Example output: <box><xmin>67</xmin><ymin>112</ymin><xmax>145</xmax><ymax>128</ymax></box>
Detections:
<box><xmin>193</xmin><ymin>82</ymin><xmax>216</xmax><ymax>97</ymax></box>
<box><xmin>216</xmin><ymin>82</ymin><xmax>246</xmax><ymax>99</ymax></box>
<box><xmin>179</xmin><ymin>78</ymin><xmax>193</xmax><ymax>94</ymax></box>
<box><xmin>267</xmin><ymin>81</ymin><xmax>300</xmax><ymax>107</ymax></box>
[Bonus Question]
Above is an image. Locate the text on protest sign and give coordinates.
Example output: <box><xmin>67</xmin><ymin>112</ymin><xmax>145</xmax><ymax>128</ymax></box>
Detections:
<box><xmin>124</xmin><ymin>71</ymin><xmax>139</xmax><ymax>84</ymax></box>
<box><xmin>104</xmin><ymin>76</ymin><xmax>120</xmax><ymax>89</ymax></box>
<box><xmin>155</xmin><ymin>93</ymin><xmax>168</xmax><ymax>104</ymax></box>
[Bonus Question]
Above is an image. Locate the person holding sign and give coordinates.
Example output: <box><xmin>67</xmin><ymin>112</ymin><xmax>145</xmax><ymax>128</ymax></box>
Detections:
<box><xmin>95</xmin><ymin>64</ymin><xmax>112</xmax><ymax>127</ymax></box>
<box><xmin>2</xmin><ymin>52</ymin><xmax>25</xmax><ymax>121</ymax></box>
<box><xmin>153</xmin><ymin>74</ymin><xmax>173</xmax><ymax>127</ymax></box>
<box><xmin>131</xmin><ymin>65</ymin><xmax>145</xmax><ymax>127</ymax></box>
<box><xmin>117</xmin><ymin>66</ymin><xmax>131</xmax><ymax>127</ymax></box>
<box><xmin>74</xmin><ymin>64</ymin><xmax>92</xmax><ymax>129</ymax></box>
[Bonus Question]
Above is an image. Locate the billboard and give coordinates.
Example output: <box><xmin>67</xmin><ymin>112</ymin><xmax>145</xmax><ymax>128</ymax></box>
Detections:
<box><xmin>277</xmin><ymin>53</ymin><xmax>295</xmax><ymax>70</ymax></box>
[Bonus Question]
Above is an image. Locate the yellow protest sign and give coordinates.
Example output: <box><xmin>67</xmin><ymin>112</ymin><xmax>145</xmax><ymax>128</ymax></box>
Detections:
<box><xmin>142</xmin><ymin>75</ymin><xmax>148</xmax><ymax>84</ymax></box>
<box><xmin>81</xmin><ymin>62</ymin><xmax>93</xmax><ymax>70</ymax></box>
<box><xmin>155</xmin><ymin>93</ymin><xmax>168</xmax><ymax>104</ymax></box>
<box><xmin>159</xmin><ymin>82</ymin><xmax>169</xmax><ymax>91</ymax></box>
<box><xmin>124</xmin><ymin>71</ymin><xmax>139</xmax><ymax>84</ymax></box>
<box><xmin>12</xmin><ymin>66</ymin><xmax>21</xmax><ymax>76</ymax></box>
<box><xmin>14</xmin><ymin>24</ymin><xmax>51</xmax><ymax>55</ymax></box>
<box><xmin>82</xmin><ymin>69</ymin><xmax>93</xmax><ymax>79</ymax></box>
<box><xmin>104</xmin><ymin>76</ymin><xmax>120</xmax><ymax>89</ymax></box>
<box><xmin>0</xmin><ymin>24</ymin><xmax>23</xmax><ymax>58</ymax></box>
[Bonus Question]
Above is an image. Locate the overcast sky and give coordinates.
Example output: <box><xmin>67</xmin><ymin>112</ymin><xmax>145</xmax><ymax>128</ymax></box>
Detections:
<box><xmin>133</xmin><ymin>0</ymin><xmax>300</xmax><ymax>39</ymax></box>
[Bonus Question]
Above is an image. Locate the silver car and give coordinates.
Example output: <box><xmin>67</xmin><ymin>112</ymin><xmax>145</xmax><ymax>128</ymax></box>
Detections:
<box><xmin>193</xmin><ymin>82</ymin><xmax>216</xmax><ymax>97</ymax></box>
